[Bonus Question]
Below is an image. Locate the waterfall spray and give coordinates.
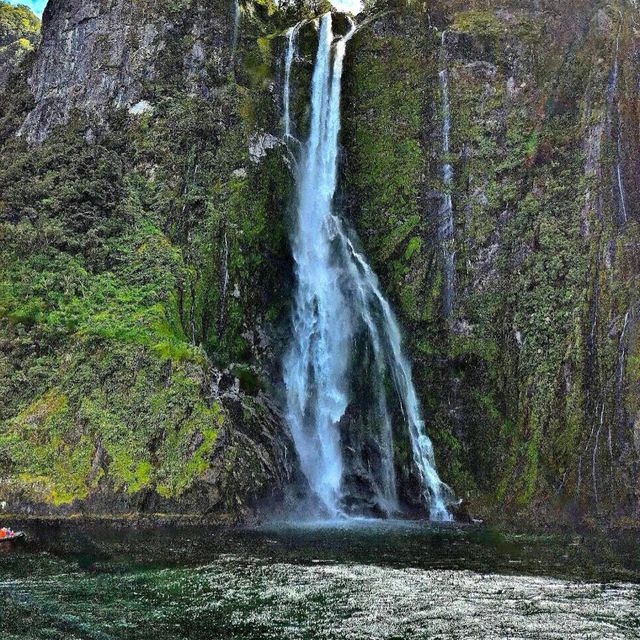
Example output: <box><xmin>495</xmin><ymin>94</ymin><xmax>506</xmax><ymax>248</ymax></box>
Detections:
<box><xmin>282</xmin><ymin>14</ymin><xmax>452</xmax><ymax>521</ymax></box>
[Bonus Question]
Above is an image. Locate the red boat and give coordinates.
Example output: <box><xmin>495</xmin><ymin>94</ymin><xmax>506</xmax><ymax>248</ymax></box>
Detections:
<box><xmin>0</xmin><ymin>528</ymin><xmax>24</xmax><ymax>542</ymax></box>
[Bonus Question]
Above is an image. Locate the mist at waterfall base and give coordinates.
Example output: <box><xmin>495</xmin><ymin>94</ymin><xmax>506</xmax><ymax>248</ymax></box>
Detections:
<box><xmin>281</xmin><ymin>15</ymin><xmax>453</xmax><ymax>523</ymax></box>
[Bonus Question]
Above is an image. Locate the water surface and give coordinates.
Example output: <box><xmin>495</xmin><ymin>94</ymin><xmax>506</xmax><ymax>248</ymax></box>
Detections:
<box><xmin>1</xmin><ymin>520</ymin><xmax>639</xmax><ymax>639</ymax></box>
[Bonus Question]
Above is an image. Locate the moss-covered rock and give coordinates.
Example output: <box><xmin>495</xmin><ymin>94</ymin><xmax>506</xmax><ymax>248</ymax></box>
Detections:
<box><xmin>342</xmin><ymin>0</ymin><xmax>640</xmax><ymax>526</ymax></box>
<box><xmin>1</xmin><ymin>0</ymin><xmax>639</xmax><ymax>529</ymax></box>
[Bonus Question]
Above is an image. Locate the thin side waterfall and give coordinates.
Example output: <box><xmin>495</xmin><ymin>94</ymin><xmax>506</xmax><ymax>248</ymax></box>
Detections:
<box><xmin>607</xmin><ymin>33</ymin><xmax>628</xmax><ymax>225</ymax></box>
<box><xmin>282</xmin><ymin>14</ymin><xmax>452</xmax><ymax>521</ymax></box>
<box><xmin>439</xmin><ymin>31</ymin><xmax>455</xmax><ymax>318</ymax></box>
<box><xmin>615</xmin><ymin>310</ymin><xmax>631</xmax><ymax>432</ymax></box>
<box><xmin>338</xmin><ymin>232</ymin><xmax>451</xmax><ymax>521</ymax></box>
<box><xmin>231</xmin><ymin>0</ymin><xmax>241</xmax><ymax>63</ymax></box>
<box><xmin>219</xmin><ymin>229</ymin><xmax>230</xmax><ymax>330</ymax></box>
<box><xmin>283</xmin><ymin>22</ymin><xmax>302</xmax><ymax>141</ymax></box>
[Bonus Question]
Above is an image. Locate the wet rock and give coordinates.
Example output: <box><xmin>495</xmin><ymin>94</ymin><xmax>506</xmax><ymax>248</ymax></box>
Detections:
<box><xmin>195</xmin><ymin>392</ymin><xmax>297</xmax><ymax>522</ymax></box>
<box><xmin>249</xmin><ymin>132</ymin><xmax>280</xmax><ymax>163</ymax></box>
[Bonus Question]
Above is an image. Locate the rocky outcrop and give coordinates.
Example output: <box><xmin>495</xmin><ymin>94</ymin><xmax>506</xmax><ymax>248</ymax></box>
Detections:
<box><xmin>0</xmin><ymin>334</ymin><xmax>297</xmax><ymax>522</ymax></box>
<box><xmin>197</xmin><ymin>383</ymin><xmax>298</xmax><ymax>520</ymax></box>
<box><xmin>18</xmin><ymin>0</ymin><xmax>167</xmax><ymax>142</ymax></box>
<box><xmin>17</xmin><ymin>0</ymin><xmax>241</xmax><ymax>143</ymax></box>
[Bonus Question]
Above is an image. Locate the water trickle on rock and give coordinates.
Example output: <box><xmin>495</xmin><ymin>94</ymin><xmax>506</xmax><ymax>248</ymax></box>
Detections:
<box><xmin>231</xmin><ymin>0</ymin><xmax>241</xmax><ymax>63</ymax></box>
<box><xmin>282</xmin><ymin>14</ymin><xmax>452</xmax><ymax>521</ymax></box>
<box><xmin>439</xmin><ymin>31</ymin><xmax>456</xmax><ymax>319</ymax></box>
<box><xmin>282</xmin><ymin>22</ymin><xmax>301</xmax><ymax>142</ymax></box>
<box><xmin>607</xmin><ymin>33</ymin><xmax>628</xmax><ymax>226</ymax></box>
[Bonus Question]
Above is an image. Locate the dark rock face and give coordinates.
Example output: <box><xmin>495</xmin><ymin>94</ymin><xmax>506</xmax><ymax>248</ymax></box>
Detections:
<box><xmin>197</xmin><ymin>389</ymin><xmax>297</xmax><ymax>521</ymax></box>
<box><xmin>19</xmin><ymin>0</ymin><xmax>167</xmax><ymax>143</ymax></box>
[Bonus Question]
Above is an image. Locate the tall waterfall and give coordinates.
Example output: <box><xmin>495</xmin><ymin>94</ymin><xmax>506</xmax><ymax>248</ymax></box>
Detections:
<box><xmin>439</xmin><ymin>32</ymin><xmax>455</xmax><ymax>318</ymax></box>
<box><xmin>282</xmin><ymin>14</ymin><xmax>452</xmax><ymax>521</ymax></box>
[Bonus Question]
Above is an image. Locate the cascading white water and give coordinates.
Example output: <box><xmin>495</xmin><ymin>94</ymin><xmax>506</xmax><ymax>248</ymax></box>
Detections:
<box><xmin>607</xmin><ymin>33</ymin><xmax>628</xmax><ymax>225</ymax></box>
<box><xmin>283</xmin><ymin>22</ymin><xmax>301</xmax><ymax>141</ymax></box>
<box><xmin>439</xmin><ymin>32</ymin><xmax>455</xmax><ymax>318</ymax></box>
<box><xmin>231</xmin><ymin>0</ymin><xmax>241</xmax><ymax>63</ymax></box>
<box><xmin>282</xmin><ymin>14</ymin><xmax>452</xmax><ymax>521</ymax></box>
<box><xmin>283</xmin><ymin>15</ymin><xmax>353</xmax><ymax>518</ymax></box>
<box><xmin>338</xmin><ymin>232</ymin><xmax>452</xmax><ymax>521</ymax></box>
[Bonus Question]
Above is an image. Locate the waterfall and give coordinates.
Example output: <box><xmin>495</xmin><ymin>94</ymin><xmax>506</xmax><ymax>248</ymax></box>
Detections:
<box><xmin>439</xmin><ymin>32</ymin><xmax>455</xmax><ymax>318</ymax></box>
<box><xmin>282</xmin><ymin>14</ymin><xmax>452</xmax><ymax>521</ymax></box>
<box><xmin>607</xmin><ymin>34</ymin><xmax>628</xmax><ymax>225</ymax></box>
<box><xmin>614</xmin><ymin>310</ymin><xmax>631</xmax><ymax>442</ymax></box>
<box><xmin>231</xmin><ymin>0</ymin><xmax>241</xmax><ymax>62</ymax></box>
<box><xmin>283</xmin><ymin>23</ymin><xmax>302</xmax><ymax>141</ymax></box>
<box><xmin>282</xmin><ymin>15</ymin><xmax>352</xmax><ymax>518</ymax></box>
<box><xmin>218</xmin><ymin>229</ymin><xmax>230</xmax><ymax>330</ymax></box>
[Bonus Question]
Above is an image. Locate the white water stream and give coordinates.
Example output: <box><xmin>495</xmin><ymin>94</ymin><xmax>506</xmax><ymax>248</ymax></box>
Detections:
<box><xmin>282</xmin><ymin>14</ymin><xmax>452</xmax><ymax>521</ymax></box>
<box><xmin>439</xmin><ymin>31</ymin><xmax>456</xmax><ymax>318</ymax></box>
<box><xmin>607</xmin><ymin>34</ymin><xmax>628</xmax><ymax>225</ymax></box>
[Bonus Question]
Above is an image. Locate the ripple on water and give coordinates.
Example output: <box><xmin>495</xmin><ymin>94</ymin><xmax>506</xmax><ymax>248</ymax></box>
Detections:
<box><xmin>1</xmin><ymin>524</ymin><xmax>639</xmax><ymax>639</ymax></box>
<box><xmin>191</xmin><ymin>560</ymin><xmax>640</xmax><ymax>639</ymax></box>
<box><xmin>3</xmin><ymin>556</ymin><xmax>639</xmax><ymax>639</ymax></box>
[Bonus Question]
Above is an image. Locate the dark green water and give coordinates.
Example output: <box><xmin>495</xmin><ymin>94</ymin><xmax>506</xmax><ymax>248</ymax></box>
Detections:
<box><xmin>1</xmin><ymin>520</ymin><xmax>639</xmax><ymax>639</ymax></box>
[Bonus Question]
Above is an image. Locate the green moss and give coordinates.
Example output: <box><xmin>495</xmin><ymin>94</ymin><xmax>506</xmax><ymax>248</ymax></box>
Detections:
<box><xmin>0</xmin><ymin>391</ymin><xmax>97</xmax><ymax>504</ymax></box>
<box><xmin>243</xmin><ymin>34</ymin><xmax>275</xmax><ymax>88</ymax></box>
<box><xmin>403</xmin><ymin>236</ymin><xmax>422</xmax><ymax>261</ymax></box>
<box><xmin>342</xmin><ymin>24</ymin><xmax>430</xmax><ymax>328</ymax></box>
<box><xmin>452</xmin><ymin>10</ymin><xmax>503</xmax><ymax>38</ymax></box>
<box><xmin>230</xmin><ymin>364</ymin><xmax>264</xmax><ymax>395</ymax></box>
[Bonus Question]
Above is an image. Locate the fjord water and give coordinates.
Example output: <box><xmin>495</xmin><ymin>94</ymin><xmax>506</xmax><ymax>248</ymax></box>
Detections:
<box><xmin>1</xmin><ymin>521</ymin><xmax>639</xmax><ymax>639</ymax></box>
<box><xmin>282</xmin><ymin>14</ymin><xmax>451</xmax><ymax>520</ymax></box>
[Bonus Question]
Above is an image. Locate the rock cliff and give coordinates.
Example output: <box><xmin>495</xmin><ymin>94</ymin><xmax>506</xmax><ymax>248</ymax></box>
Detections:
<box><xmin>342</xmin><ymin>0</ymin><xmax>640</xmax><ymax>526</ymax></box>
<box><xmin>0</xmin><ymin>0</ymin><xmax>302</xmax><ymax>521</ymax></box>
<box><xmin>0</xmin><ymin>0</ymin><xmax>638</xmax><ymax>529</ymax></box>
<box><xmin>18</xmin><ymin>0</ymin><xmax>244</xmax><ymax>142</ymax></box>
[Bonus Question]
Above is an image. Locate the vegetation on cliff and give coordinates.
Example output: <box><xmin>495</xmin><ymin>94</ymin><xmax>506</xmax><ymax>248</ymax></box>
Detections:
<box><xmin>0</xmin><ymin>0</ymin><xmax>297</xmax><ymax>517</ymax></box>
<box><xmin>0</xmin><ymin>0</ymin><xmax>638</xmax><ymax>527</ymax></box>
<box><xmin>0</xmin><ymin>1</ymin><xmax>39</xmax><ymax>86</ymax></box>
<box><xmin>343</xmin><ymin>0</ymin><xmax>639</xmax><ymax>526</ymax></box>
